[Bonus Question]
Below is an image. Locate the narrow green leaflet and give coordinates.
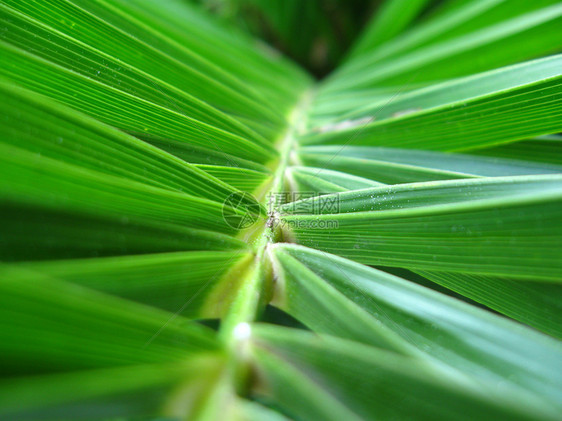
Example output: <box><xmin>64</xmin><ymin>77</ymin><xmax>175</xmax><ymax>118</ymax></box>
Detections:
<box><xmin>0</xmin><ymin>358</ymin><xmax>223</xmax><ymax>420</ymax></box>
<box><xmin>146</xmin><ymin>139</ymin><xmax>274</xmax><ymax>171</ymax></box>
<box><xmin>281</xmin><ymin>175</ymin><xmax>562</xmax><ymax>280</ymax></box>
<box><xmin>322</xmin><ymin>1</ymin><xmax>562</xmax><ymax>95</ymax></box>
<box><xmin>234</xmin><ymin>400</ymin><xmax>292</xmax><ymax>421</ymax></box>
<box><xmin>19</xmin><ymin>251</ymin><xmax>252</xmax><ymax>316</ymax></box>
<box><xmin>0</xmin><ymin>41</ymin><xmax>277</xmax><ymax>164</ymax></box>
<box><xmin>0</xmin><ymin>266</ymin><xmax>220</xmax><ymax>375</ymax></box>
<box><xmin>194</xmin><ymin>165</ymin><xmax>270</xmax><ymax>193</ymax></box>
<box><xmin>0</xmin><ymin>0</ymin><xmax>308</xmax><ymax>135</ymax></box>
<box><xmin>0</xmin><ymin>81</ymin><xmax>253</xmax><ymax>199</ymax></box>
<box><xmin>0</xmin><ymin>139</ymin><xmax>251</xmax><ymax>260</ymax></box>
<box><xmin>0</xmin><ymin>143</ymin><xmax>247</xmax><ymax>235</ymax></box>
<box><xmin>339</xmin><ymin>54</ymin><xmax>562</xmax><ymax>122</ymax></box>
<box><xmin>287</xmin><ymin>166</ymin><xmax>383</xmax><ymax>194</ymax></box>
<box><xmin>0</xmin><ymin>2</ymin><xmax>264</xmax><ymax>142</ymax></box>
<box><xmin>299</xmin><ymin>145</ymin><xmax>562</xmax><ymax>184</ymax></box>
<box><xmin>313</xmin><ymin>0</ymin><xmax>562</xmax><ymax>119</ymax></box>
<box><xmin>0</xmin><ymin>203</ymin><xmax>245</xmax><ymax>261</ymax></box>
<box><xmin>268</xmin><ymin>245</ymin><xmax>414</xmax><ymax>354</ymax></box>
<box><xmin>269</xmin><ymin>244</ymin><xmax>562</xmax><ymax>409</ymax></box>
<box><xmin>250</xmin><ymin>324</ymin><xmax>560</xmax><ymax>420</ymax></box>
<box><xmin>343</xmin><ymin>0</ymin><xmax>562</xmax><ymax>74</ymax></box>
<box><xmin>472</xmin><ymin>135</ymin><xmax>562</xmax><ymax>166</ymax></box>
<box><xmin>101</xmin><ymin>0</ymin><xmax>309</xmax><ymax>112</ymax></box>
<box><xmin>415</xmin><ymin>270</ymin><xmax>562</xmax><ymax>338</ymax></box>
<box><xmin>251</xmin><ymin>342</ymin><xmax>363</xmax><ymax>421</ymax></box>
<box><xmin>303</xmin><ymin>56</ymin><xmax>562</xmax><ymax>150</ymax></box>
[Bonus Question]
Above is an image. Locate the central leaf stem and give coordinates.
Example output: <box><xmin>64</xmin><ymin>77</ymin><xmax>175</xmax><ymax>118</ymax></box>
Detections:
<box><xmin>219</xmin><ymin>89</ymin><xmax>313</xmax><ymax>341</ymax></box>
<box><xmin>213</xmin><ymin>88</ymin><xmax>314</xmax><ymax>399</ymax></box>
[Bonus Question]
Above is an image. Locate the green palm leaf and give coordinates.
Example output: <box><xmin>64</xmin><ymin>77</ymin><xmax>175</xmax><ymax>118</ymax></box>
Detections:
<box><xmin>251</xmin><ymin>324</ymin><xmax>560</xmax><ymax>421</ymax></box>
<box><xmin>1</xmin><ymin>0</ymin><xmax>561</xmax><ymax>419</ymax></box>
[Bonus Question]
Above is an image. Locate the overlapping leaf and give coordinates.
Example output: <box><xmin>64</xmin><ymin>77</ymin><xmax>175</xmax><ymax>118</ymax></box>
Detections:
<box><xmin>299</xmin><ymin>145</ymin><xmax>562</xmax><ymax>184</ymax></box>
<box><xmin>304</xmin><ymin>55</ymin><xmax>562</xmax><ymax>150</ymax></box>
<box><xmin>251</xmin><ymin>324</ymin><xmax>560</xmax><ymax>421</ymax></box>
<box><xmin>19</xmin><ymin>251</ymin><xmax>252</xmax><ymax>315</ymax></box>
<box><xmin>281</xmin><ymin>175</ymin><xmax>562</xmax><ymax>280</ymax></box>
<box><xmin>0</xmin><ymin>266</ymin><xmax>220</xmax><ymax>374</ymax></box>
<box><xmin>316</xmin><ymin>0</ymin><xmax>562</xmax><ymax>118</ymax></box>
<box><xmin>268</xmin><ymin>244</ymin><xmax>562</xmax><ymax>408</ymax></box>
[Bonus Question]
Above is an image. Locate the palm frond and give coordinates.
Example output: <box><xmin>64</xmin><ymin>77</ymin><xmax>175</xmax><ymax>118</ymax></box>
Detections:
<box><xmin>1</xmin><ymin>0</ymin><xmax>561</xmax><ymax>419</ymax></box>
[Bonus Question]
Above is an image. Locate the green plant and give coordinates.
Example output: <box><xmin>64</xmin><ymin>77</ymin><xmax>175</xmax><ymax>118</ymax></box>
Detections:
<box><xmin>1</xmin><ymin>0</ymin><xmax>561</xmax><ymax>419</ymax></box>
